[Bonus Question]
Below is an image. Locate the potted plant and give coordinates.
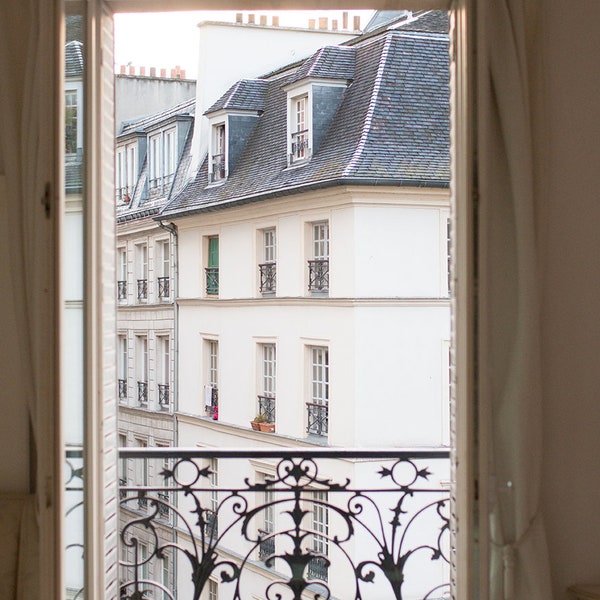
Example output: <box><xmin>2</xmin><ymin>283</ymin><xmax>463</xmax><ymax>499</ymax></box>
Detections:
<box><xmin>251</xmin><ymin>413</ymin><xmax>267</xmax><ymax>431</ymax></box>
<box><xmin>258</xmin><ymin>420</ymin><xmax>275</xmax><ymax>433</ymax></box>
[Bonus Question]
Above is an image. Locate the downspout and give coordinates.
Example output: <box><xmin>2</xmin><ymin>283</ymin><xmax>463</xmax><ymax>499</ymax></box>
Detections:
<box><xmin>157</xmin><ymin>219</ymin><xmax>178</xmax><ymax>595</ymax></box>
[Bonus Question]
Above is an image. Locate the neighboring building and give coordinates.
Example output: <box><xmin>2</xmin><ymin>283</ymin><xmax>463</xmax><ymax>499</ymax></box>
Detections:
<box><xmin>157</xmin><ymin>11</ymin><xmax>451</xmax><ymax>598</ymax></box>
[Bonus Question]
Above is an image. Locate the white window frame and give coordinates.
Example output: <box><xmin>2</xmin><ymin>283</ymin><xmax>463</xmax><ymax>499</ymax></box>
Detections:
<box><xmin>310</xmin><ymin>346</ymin><xmax>329</xmax><ymax>407</ymax></box>
<box><xmin>263</xmin><ymin>228</ymin><xmax>276</xmax><ymax>264</ymax></box>
<box><xmin>207</xmin><ymin>115</ymin><xmax>227</xmax><ymax>184</ymax></box>
<box><xmin>64</xmin><ymin>83</ymin><xmax>83</xmax><ymax>157</ymax></box>
<box><xmin>312</xmin><ymin>221</ymin><xmax>329</xmax><ymax>261</ymax></box>
<box><xmin>261</xmin><ymin>343</ymin><xmax>276</xmax><ymax>398</ymax></box>
<box><xmin>284</xmin><ymin>82</ymin><xmax>312</xmax><ymax>165</ymax></box>
<box><xmin>136</xmin><ymin>243</ymin><xmax>148</xmax><ymax>302</ymax></box>
<box><xmin>118</xmin><ymin>334</ymin><xmax>127</xmax><ymax>401</ymax></box>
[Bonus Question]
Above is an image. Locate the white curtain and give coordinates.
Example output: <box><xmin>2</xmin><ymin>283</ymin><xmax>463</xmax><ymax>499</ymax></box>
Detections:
<box><xmin>478</xmin><ymin>0</ymin><xmax>552</xmax><ymax>598</ymax></box>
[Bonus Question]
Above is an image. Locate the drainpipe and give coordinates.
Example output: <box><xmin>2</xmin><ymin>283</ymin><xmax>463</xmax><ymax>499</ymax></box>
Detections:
<box><xmin>157</xmin><ymin>219</ymin><xmax>178</xmax><ymax>595</ymax></box>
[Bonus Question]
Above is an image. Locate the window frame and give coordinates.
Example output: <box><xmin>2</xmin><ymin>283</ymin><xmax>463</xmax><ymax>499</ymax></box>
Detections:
<box><xmin>284</xmin><ymin>82</ymin><xmax>313</xmax><ymax>166</ymax></box>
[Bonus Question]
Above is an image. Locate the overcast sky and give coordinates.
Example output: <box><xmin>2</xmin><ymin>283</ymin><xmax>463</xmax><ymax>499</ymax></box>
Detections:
<box><xmin>113</xmin><ymin>10</ymin><xmax>375</xmax><ymax>78</ymax></box>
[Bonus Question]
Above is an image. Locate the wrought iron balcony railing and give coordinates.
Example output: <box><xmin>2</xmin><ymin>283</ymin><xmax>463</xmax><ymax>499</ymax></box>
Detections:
<box><xmin>117</xmin><ymin>280</ymin><xmax>127</xmax><ymax>300</ymax></box>
<box><xmin>291</xmin><ymin>129</ymin><xmax>310</xmax><ymax>161</ymax></box>
<box><xmin>118</xmin><ymin>378</ymin><xmax>127</xmax><ymax>402</ymax></box>
<box><xmin>257</xmin><ymin>395</ymin><xmax>276</xmax><ymax>424</ymax></box>
<box><xmin>157</xmin><ymin>276</ymin><xmax>170</xmax><ymax>299</ymax></box>
<box><xmin>306</xmin><ymin>401</ymin><xmax>328</xmax><ymax>436</ymax></box>
<box><xmin>118</xmin><ymin>448</ymin><xmax>450</xmax><ymax>600</ymax></box>
<box><xmin>137</xmin><ymin>381</ymin><xmax>148</xmax><ymax>405</ymax></box>
<box><xmin>259</xmin><ymin>262</ymin><xmax>276</xmax><ymax>294</ymax></box>
<box><xmin>158</xmin><ymin>384</ymin><xmax>170</xmax><ymax>410</ymax></box>
<box><xmin>211</xmin><ymin>153</ymin><xmax>226</xmax><ymax>182</ymax></box>
<box><xmin>137</xmin><ymin>278</ymin><xmax>147</xmax><ymax>301</ymax></box>
<box><xmin>205</xmin><ymin>267</ymin><xmax>219</xmax><ymax>296</ymax></box>
<box><xmin>308</xmin><ymin>259</ymin><xmax>329</xmax><ymax>293</ymax></box>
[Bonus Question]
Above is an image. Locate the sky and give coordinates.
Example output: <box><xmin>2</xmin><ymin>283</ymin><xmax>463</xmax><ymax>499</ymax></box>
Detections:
<box><xmin>113</xmin><ymin>10</ymin><xmax>375</xmax><ymax>78</ymax></box>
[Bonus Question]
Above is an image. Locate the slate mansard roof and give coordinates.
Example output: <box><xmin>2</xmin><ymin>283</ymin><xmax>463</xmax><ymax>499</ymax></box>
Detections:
<box><xmin>162</xmin><ymin>19</ymin><xmax>450</xmax><ymax>218</ymax></box>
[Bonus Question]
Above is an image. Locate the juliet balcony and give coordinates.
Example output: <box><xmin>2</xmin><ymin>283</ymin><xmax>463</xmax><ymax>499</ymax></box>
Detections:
<box><xmin>259</xmin><ymin>262</ymin><xmax>277</xmax><ymax>294</ymax></box>
<box><xmin>117</xmin><ymin>447</ymin><xmax>451</xmax><ymax>600</ymax></box>
<box><xmin>308</xmin><ymin>259</ymin><xmax>329</xmax><ymax>293</ymax></box>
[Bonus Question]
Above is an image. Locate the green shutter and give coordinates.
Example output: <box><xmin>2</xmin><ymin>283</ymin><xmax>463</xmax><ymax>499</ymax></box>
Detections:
<box><xmin>208</xmin><ymin>237</ymin><xmax>219</xmax><ymax>268</ymax></box>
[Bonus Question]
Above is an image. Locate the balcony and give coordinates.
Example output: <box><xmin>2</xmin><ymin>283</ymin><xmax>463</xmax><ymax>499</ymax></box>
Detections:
<box><xmin>259</xmin><ymin>262</ymin><xmax>276</xmax><ymax>294</ymax></box>
<box><xmin>257</xmin><ymin>395</ymin><xmax>276</xmax><ymax>423</ymax></box>
<box><xmin>306</xmin><ymin>402</ymin><xmax>328</xmax><ymax>436</ymax></box>
<box><xmin>205</xmin><ymin>267</ymin><xmax>219</xmax><ymax>296</ymax></box>
<box><xmin>118</xmin><ymin>378</ymin><xmax>127</xmax><ymax>402</ymax></box>
<box><xmin>136</xmin><ymin>278</ymin><xmax>147</xmax><ymax>301</ymax></box>
<box><xmin>118</xmin><ymin>448</ymin><xmax>450</xmax><ymax>600</ymax></box>
<box><xmin>117</xmin><ymin>280</ymin><xmax>127</xmax><ymax>301</ymax></box>
<box><xmin>137</xmin><ymin>381</ymin><xmax>148</xmax><ymax>405</ymax></box>
<box><xmin>308</xmin><ymin>259</ymin><xmax>329</xmax><ymax>293</ymax></box>
<box><xmin>157</xmin><ymin>276</ymin><xmax>170</xmax><ymax>299</ymax></box>
<box><xmin>158</xmin><ymin>384</ymin><xmax>169</xmax><ymax>410</ymax></box>
<box><xmin>291</xmin><ymin>129</ymin><xmax>309</xmax><ymax>162</ymax></box>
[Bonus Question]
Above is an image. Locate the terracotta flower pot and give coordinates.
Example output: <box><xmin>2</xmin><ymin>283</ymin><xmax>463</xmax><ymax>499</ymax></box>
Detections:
<box><xmin>258</xmin><ymin>422</ymin><xmax>275</xmax><ymax>433</ymax></box>
<box><xmin>251</xmin><ymin>421</ymin><xmax>261</xmax><ymax>431</ymax></box>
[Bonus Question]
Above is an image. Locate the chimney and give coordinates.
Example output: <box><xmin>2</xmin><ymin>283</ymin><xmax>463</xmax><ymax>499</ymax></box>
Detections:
<box><xmin>235</xmin><ymin>12</ymin><xmax>243</xmax><ymax>23</ymax></box>
<box><xmin>308</xmin><ymin>18</ymin><xmax>316</xmax><ymax>29</ymax></box>
<box><xmin>128</xmin><ymin>65</ymin><xmax>135</xmax><ymax>75</ymax></box>
<box><xmin>119</xmin><ymin>65</ymin><xmax>126</xmax><ymax>74</ymax></box>
<box><xmin>150</xmin><ymin>67</ymin><xmax>156</xmax><ymax>77</ymax></box>
<box><xmin>170</xmin><ymin>68</ymin><xmax>176</xmax><ymax>78</ymax></box>
<box><xmin>272</xmin><ymin>15</ymin><xmax>279</xmax><ymax>26</ymax></box>
<box><xmin>342</xmin><ymin>11</ymin><xmax>349</xmax><ymax>30</ymax></box>
<box><xmin>160</xmin><ymin>68</ymin><xmax>166</xmax><ymax>77</ymax></box>
<box><xmin>353</xmin><ymin>15</ymin><xmax>361</xmax><ymax>31</ymax></box>
<box><xmin>332</xmin><ymin>19</ymin><xmax>338</xmax><ymax>31</ymax></box>
<box><xmin>318</xmin><ymin>17</ymin><xmax>328</xmax><ymax>30</ymax></box>
<box><xmin>139</xmin><ymin>66</ymin><xmax>146</xmax><ymax>76</ymax></box>
<box><xmin>248</xmin><ymin>13</ymin><xmax>255</xmax><ymax>24</ymax></box>
<box><xmin>260</xmin><ymin>15</ymin><xmax>267</xmax><ymax>25</ymax></box>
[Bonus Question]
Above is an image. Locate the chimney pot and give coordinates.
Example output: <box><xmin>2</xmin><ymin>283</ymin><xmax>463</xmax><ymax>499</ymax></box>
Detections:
<box><xmin>342</xmin><ymin>11</ymin><xmax>349</xmax><ymax>29</ymax></box>
<box><xmin>180</xmin><ymin>69</ymin><xmax>186</xmax><ymax>79</ymax></box>
<box><xmin>248</xmin><ymin>13</ymin><xmax>255</xmax><ymax>24</ymax></box>
<box><xmin>260</xmin><ymin>15</ymin><xmax>267</xmax><ymax>25</ymax></box>
<box><xmin>353</xmin><ymin>15</ymin><xmax>361</xmax><ymax>31</ymax></box>
<box><xmin>150</xmin><ymin>67</ymin><xmax>156</xmax><ymax>77</ymax></box>
<box><xmin>319</xmin><ymin>17</ymin><xmax>328</xmax><ymax>30</ymax></box>
<box><xmin>272</xmin><ymin>16</ymin><xmax>279</xmax><ymax>26</ymax></box>
<box><xmin>128</xmin><ymin>65</ymin><xmax>135</xmax><ymax>75</ymax></box>
<box><xmin>332</xmin><ymin>19</ymin><xmax>338</xmax><ymax>31</ymax></box>
<box><xmin>235</xmin><ymin>12</ymin><xmax>243</xmax><ymax>23</ymax></box>
<box><xmin>139</xmin><ymin>66</ymin><xmax>146</xmax><ymax>76</ymax></box>
<box><xmin>120</xmin><ymin>65</ymin><xmax>126</xmax><ymax>74</ymax></box>
<box><xmin>170</xmin><ymin>68</ymin><xmax>176</xmax><ymax>78</ymax></box>
<box><xmin>308</xmin><ymin>18</ymin><xmax>316</xmax><ymax>29</ymax></box>
<box><xmin>160</xmin><ymin>68</ymin><xmax>166</xmax><ymax>77</ymax></box>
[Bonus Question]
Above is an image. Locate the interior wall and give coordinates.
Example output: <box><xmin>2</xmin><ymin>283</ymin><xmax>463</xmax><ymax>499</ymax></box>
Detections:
<box><xmin>536</xmin><ymin>1</ymin><xmax>600</xmax><ymax>595</ymax></box>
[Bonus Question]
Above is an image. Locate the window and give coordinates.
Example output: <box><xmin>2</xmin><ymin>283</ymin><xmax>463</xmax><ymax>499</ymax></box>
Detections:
<box><xmin>65</xmin><ymin>89</ymin><xmax>78</xmax><ymax>155</ymax></box>
<box><xmin>136</xmin><ymin>336</ymin><xmax>148</xmax><ymax>405</ymax></box>
<box><xmin>258</xmin><ymin>343</ymin><xmax>276</xmax><ymax>424</ymax></box>
<box><xmin>258</xmin><ymin>476</ymin><xmax>275</xmax><ymax>561</ymax></box>
<box><xmin>206</xmin><ymin>458</ymin><xmax>219</xmax><ymax>540</ymax></box>
<box><xmin>205</xmin><ymin>236</ymin><xmax>219</xmax><ymax>296</ymax></box>
<box><xmin>157</xmin><ymin>240</ymin><xmax>170</xmax><ymax>300</ymax></box>
<box><xmin>208</xmin><ymin>579</ymin><xmax>218</xmax><ymax>600</ymax></box>
<box><xmin>259</xmin><ymin>228</ymin><xmax>276</xmax><ymax>295</ymax></box>
<box><xmin>117</xmin><ymin>247</ymin><xmax>127</xmax><ymax>301</ymax></box>
<box><xmin>291</xmin><ymin>94</ymin><xmax>309</xmax><ymax>163</ymax></box>
<box><xmin>210</xmin><ymin>122</ymin><xmax>226</xmax><ymax>182</ymax></box>
<box><xmin>135</xmin><ymin>438</ymin><xmax>148</xmax><ymax>510</ymax></box>
<box><xmin>136</xmin><ymin>243</ymin><xmax>148</xmax><ymax>302</ymax></box>
<box><xmin>149</xmin><ymin>127</ymin><xmax>177</xmax><ymax>193</ymax></box>
<box><xmin>307</xmin><ymin>346</ymin><xmax>329</xmax><ymax>436</ymax></box>
<box><xmin>309</xmin><ymin>490</ymin><xmax>329</xmax><ymax>581</ymax></box>
<box><xmin>308</xmin><ymin>221</ymin><xmax>329</xmax><ymax>293</ymax></box>
<box><xmin>161</xmin><ymin>554</ymin><xmax>171</xmax><ymax>600</ymax></box>
<box><xmin>157</xmin><ymin>336</ymin><xmax>170</xmax><ymax>410</ymax></box>
<box><xmin>118</xmin><ymin>434</ymin><xmax>127</xmax><ymax>490</ymax></box>
<box><xmin>116</xmin><ymin>142</ymin><xmax>137</xmax><ymax>202</ymax></box>
<box><xmin>205</xmin><ymin>340</ymin><xmax>218</xmax><ymax>418</ymax></box>
<box><xmin>118</xmin><ymin>335</ymin><xmax>128</xmax><ymax>403</ymax></box>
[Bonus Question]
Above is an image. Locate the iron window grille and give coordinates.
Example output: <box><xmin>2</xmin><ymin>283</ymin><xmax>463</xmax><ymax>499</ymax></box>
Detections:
<box><xmin>291</xmin><ymin>129</ymin><xmax>309</xmax><ymax>161</ymax></box>
<box><xmin>137</xmin><ymin>381</ymin><xmax>148</xmax><ymax>405</ymax></box>
<box><xmin>308</xmin><ymin>259</ymin><xmax>329</xmax><ymax>293</ymax></box>
<box><xmin>137</xmin><ymin>279</ymin><xmax>147</xmax><ymax>301</ymax></box>
<box><xmin>257</xmin><ymin>395</ymin><xmax>276</xmax><ymax>424</ymax></box>
<box><xmin>306</xmin><ymin>402</ymin><xmax>328</xmax><ymax>436</ymax></box>
<box><xmin>259</xmin><ymin>262</ymin><xmax>276</xmax><ymax>294</ymax></box>
<box><xmin>157</xmin><ymin>276</ymin><xmax>170</xmax><ymax>299</ymax></box>
<box><xmin>158</xmin><ymin>384</ymin><xmax>169</xmax><ymax>410</ymax></box>
<box><xmin>118</xmin><ymin>379</ymin><xmax>127</xmax><ymax>402</ymax></box>
<box><xmin>258</xmin><ymin>530</ymin><xmax>275</xmax><ymax>562</ymax></box>
<box><xmin>205</xmin><ymin>267</ymin><xmax>219</xmax><ymax>296</ymax></box>
<box><xmin>117</xmin><ymin>280</ymin><xmax>127</xmax><ymax>300</ymax></box>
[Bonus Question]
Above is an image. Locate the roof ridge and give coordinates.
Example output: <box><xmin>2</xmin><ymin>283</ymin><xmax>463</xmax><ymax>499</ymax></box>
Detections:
<box><xmin>224</xmin><ymin>80</ymin><xmax>243</xmax><ymax>109</ymax></box>
<box><xmin>306</xmin><ymin>47</ymin><xmax>325</xmax><ymax>78</ymax></box>
<box><xmin>343</xmin><ymin>34</ymin><xmax>393</xmax><ymax>177</ymax></box>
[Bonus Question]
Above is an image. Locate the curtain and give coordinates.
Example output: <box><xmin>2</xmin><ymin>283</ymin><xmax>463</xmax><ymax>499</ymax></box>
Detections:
<box><xmin>478</xmin><ymin>0</ymin><xmax>552</xmax><ymax>598</ymax></box>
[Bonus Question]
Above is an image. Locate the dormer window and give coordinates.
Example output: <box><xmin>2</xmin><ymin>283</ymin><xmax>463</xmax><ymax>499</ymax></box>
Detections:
<box><xmin>148</xmin><ymin>127</ymin><xmax>176</xmax><ymax>195</ymax></box>
<box><xmin>116</xmin><ymin>142</ymin><xmax>137</xmax><ymax>203</ymax></box>
<box><xmin>291</xmin><ymin>95</ymin><xmax>309</xmax><ymax>162</ymax></box>
<box><xmin>210</xmin><ymin>122</ymin><xmax>227</xmax><ymax>183</ymax></box>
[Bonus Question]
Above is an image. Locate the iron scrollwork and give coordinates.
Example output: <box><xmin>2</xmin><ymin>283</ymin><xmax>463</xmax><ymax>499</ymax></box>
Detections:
<box><xmin>119</xmin><ymin>449</ymin><xmax>450</xmax><ymax>600</ymax></box>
